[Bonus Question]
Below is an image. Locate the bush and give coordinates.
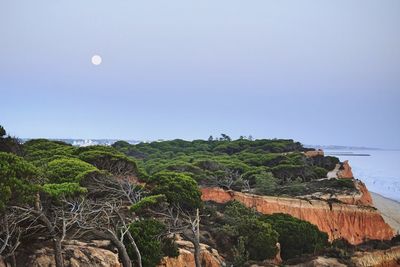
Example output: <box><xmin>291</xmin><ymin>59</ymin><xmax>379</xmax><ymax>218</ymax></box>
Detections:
<box><xmin>222</xmin><ymin>201</ymin><xmax>279</xmax><ymax>261</ymax></box>
<box><xmin>130</xmin><ymin>194</ymin><xmax>166</xmax><ymax>213</ymax></box>
<box><xmin>150</xmin><ymin>171</ymin><xmax>202</xmax><ymax>209</ymax></box>
<box><xmin>237</xmin><ymin>217</ymin><xmax>279</xmax><ymax>260</ymax></box>
<box><xmin>261</xmin><ymin>213</ymin><xmax>329</xmax><ymax>260</ymax></box>
<box><xmin>0</xmin><ymin>152</ymin><xmax>39</xmax><ymax>210</ymax></box>
<box><xmin>46</xmin><ymin>158</ymin><xmax>98</xmax><ymax>183</ymax></box>
<box><xmin>127</xmin><ymin>219</ymin><xmax>178</xmax><ymax>267</ymax></box>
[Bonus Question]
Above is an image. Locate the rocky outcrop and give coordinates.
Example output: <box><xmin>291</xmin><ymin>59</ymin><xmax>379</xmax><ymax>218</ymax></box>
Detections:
<box><xmin>304</xmin><ymin>149</ymin><xmax>324</xmax><ymax>158</ymax></box>
<box><xmin>201</xmin><ymin>188</ymin><xmax>395</xmax><ymax>245</ymax></box>
<box><xmin>337</xmin><ymin>160</ymin><xmax>354</xmax><ymax>179</ymax></box>
<box><xmin>304</xmin><ymin>179</ymin><xmax>373</xmax><ymax>206</ymax></box>
<box><xmin>288</xmin><ymin>256</ymin><xmax>347</xmax><ymax>267</ymax></box>
<box><xmin>0</xmin><ymin>257</ymin><xmax>9</xmax><ymax>267</ymax></box>
<box><xmin>339</xmin><ymin>180</ymin><xmax>373</xmax><ymax>206</ymax></box>
<box><xmin>351</xmin><ymin>245</ymin><xmax>400</xmax><ymax>267</ymax></box>
<box><xmin>157</xmin><ymin>240</ymin><xmax>224</xmax><ymax>267</ymax></box>
<box><xmin>27</xmin><ymin>240</ymin><xmax>121</xmax><ymax>267</ymax></box>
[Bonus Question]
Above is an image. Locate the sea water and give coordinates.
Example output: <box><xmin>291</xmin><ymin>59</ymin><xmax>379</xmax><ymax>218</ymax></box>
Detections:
<box><xmin>325</xmin><ymin>150</ymin><xmax>400</xmax><ymax>202</ymax></box>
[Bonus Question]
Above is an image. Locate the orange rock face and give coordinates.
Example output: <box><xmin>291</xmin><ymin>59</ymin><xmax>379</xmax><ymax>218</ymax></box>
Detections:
<box><xmin>157</xmin><ymin>247</ymin><xmax>224</xmax><ymax>267</ymax></box>
<box><xmin>337</xmin><ymin>160</ymin><xmax>354</xmax><ymax>179</ymax></box>
<box><xmin>331</xmin><ymin>180</ymin><xmax>374</xmax><ymax>206</ymax></box>
<box><xmin>201</xmin><ymin>188</ymin><xmax>394</xmax><ymax>245</ymax></box>
<box><xmin>304</xmin><ymin>149</ymin><xmax>324</xmax><ymax>158</ymax></box>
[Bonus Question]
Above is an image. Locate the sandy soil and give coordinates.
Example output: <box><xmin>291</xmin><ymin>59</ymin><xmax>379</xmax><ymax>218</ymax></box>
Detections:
<box><xmin>371</xmin><ymin>192</ymin><xmax>400</xmax><ymax>235</ymax></box>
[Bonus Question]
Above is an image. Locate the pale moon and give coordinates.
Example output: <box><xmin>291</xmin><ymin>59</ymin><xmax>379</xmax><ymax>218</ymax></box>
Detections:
<box><xmin>91</xmin><ymin>55</ymin><xmax>102</xmax><ymax>66</ymax></box>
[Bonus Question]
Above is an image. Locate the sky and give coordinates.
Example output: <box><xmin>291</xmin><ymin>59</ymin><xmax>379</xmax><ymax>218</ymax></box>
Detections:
<box><xmin>0</xmin><ymin>0</ymin><xmax>399</xmax><ymax>148</ymax></box>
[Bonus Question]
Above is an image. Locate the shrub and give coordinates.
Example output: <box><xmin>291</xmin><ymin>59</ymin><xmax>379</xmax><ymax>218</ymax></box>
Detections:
<box><xmin>261</xmin><ymin>213</ymin><xmax>329</xmax><ymax>259</ymax></box>
<box><xmin>46</xmin><ymin>158</ymin><xmax>98</xmax><ymax>183</ymax></box>
<box><xmin>127</xmin><ymin>219</ymin><xmax>178</xmax><ymax>267</ymax></box>
<box><xmin>150</xmin><ymin>171</ymin><xmax>202</xmax><ymax>209</ymax></box>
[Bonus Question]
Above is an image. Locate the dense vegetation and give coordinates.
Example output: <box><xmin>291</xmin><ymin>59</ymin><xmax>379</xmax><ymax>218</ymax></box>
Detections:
<box><xmin>112</xmin><ymin>136</ymin><xmax>347</xmax><ymax>197</ymax></box>
<box><xmin>1</xmin><ymin>128</ymin><xmax>367</xmax><ymax>267</ymax></box>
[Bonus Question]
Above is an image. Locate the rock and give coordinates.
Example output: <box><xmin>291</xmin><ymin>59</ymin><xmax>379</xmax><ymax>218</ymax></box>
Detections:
<box><xmin>274</xmin><ymin>243</ymin><xmax>282</xmax><ymax>265</ymax></box>
<box><xmin>27</xmin><ymin>241</ymin><xmax>121</xmax><ymax>267</ymax></box>
<box><xmin>201</xmin><ymin>187</ymin><xmax>394</xmax><ymax>245</ymax></box>
<box><xmin>0</xmin><ymin>257</ymin><xmax>9</xmax><ymax>267</ymax></box>
<box><xmin>304</xmin><ymin>150</ymin><xmax>324</xmax><ymax>158</ymax></box>
<box><xmin>316</xmin><ymin>180</ymin><xmax>373</xmax><ymax>206</ymax></box>
<box><xmin>337</xmin><ymin>160</ymin><xmax>354</xmax><ymax>179</ymax></box>
<box><xmin>289</xmin><ymin>256</ymin><xmax>347</xmax><ymax>267</ymax></box>
<box><xmin>157</xmin><ymin>241</ymin><xmax>225</xmax><ymax>267</ymax></box>
<box><xmin>351</xmin><ymin>245</ymin><xmax>400</xmax><ymax>267</ymax></box>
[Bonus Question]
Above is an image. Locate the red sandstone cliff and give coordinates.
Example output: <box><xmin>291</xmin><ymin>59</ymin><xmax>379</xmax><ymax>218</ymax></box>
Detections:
<box><xmin>337</xmin><ymin>160</ymin><xmax>354</xmax><ymax>179</ymax></box>
<box><xmin>201</xmin><ymin>188</ymin><xmax>394</xmax><ymax>245</ymax></box>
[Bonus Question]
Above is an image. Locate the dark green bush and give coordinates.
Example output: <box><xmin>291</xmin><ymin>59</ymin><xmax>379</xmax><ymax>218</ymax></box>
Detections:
<box><xmin>261</xmin><ymin>213</ymin><xmax>329</xmax><ymax>260</ymax></box>
<box><xmin>127</xmin><ymin>219</ymin><xmax>178</xmax><ymax>267</ymax></box>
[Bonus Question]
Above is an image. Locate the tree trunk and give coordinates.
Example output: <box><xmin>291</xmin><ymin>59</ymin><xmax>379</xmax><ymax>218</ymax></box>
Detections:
<box><xmin>93</xmin><ymin>230</ymin><xmax>132</xmax><ymax>267</ymax></box>
<box><xmin>193</xmin><ymin>241</ymin><xmax>201</xmax><ymax>267</ymax></box>
<box><xmin>126</xmin><ymin>231</ymin><xmax>142</xmax><ymax>267</ymax></box>
<box><xmin>53</xmin><ymin>238</ymin><xmax>64</xmax><ymax>267</ymax></box>
<box><xmin>10</xmin><ymin>254</ymin><xmax>16</xmax><ymax>267</ymax></box>
<box><xmin>193</xmin><ymin>208</ymin><xmax>201</xmax><ymax>267</ymax></box>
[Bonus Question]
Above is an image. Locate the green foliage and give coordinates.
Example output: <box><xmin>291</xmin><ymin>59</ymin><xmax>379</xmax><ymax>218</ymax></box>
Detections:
<box><xmin>77</xmin><ymin>146</ymin><xmax>138</xmax><ymax>176</ymax></box>
<box><xmin>150</xmin><ymin>171</ymin><xmax>202</xmax><ymax>209</ymax></box>
<box><xmin>254</xmin><ymin>171</ymin><xmax>277</xmax><ymax>195</ymax></box>
<box><xmin>237</xmin><ymin>217</ymin><xmax>278</xmax><ymax>260</ymax></box>
<box><xmin>232</xmin><ymin>236</ymin><xmax>249</xmax><ymax>267</ymax></box>
<box><xmin>130</xmin><ymin>194</ymin><xmax>166</xmax><ymax>213</ymax></box>
<box><xmin>0</xmin><ymin>126</ymin><xmax>22</xmax><ymax>155</ymax></box>
<box><xmin>0</xmin><ymin>152</ymin><xmax>39</xmax><ymax>210</ymax></box>
<box><xmin>42</xmin><ymin>182</ymin><xmax>87</xmax><ymax>198</ymax></box>
<box><xmin>0</xmin><ymin>125</ymin><xmax>6</xmax><ymax>137</ymax></box>
<box><xmin>220</xmin><ymin>201</ymin><xmax>279</xmax><ymax>261</ymax></box>
<box><xmin>312</xmin><ymin>166</ymin><xmax>328</xmax><ymax>178</ymax></box>
<box><xmin>23</xmin><ymin>139</ymin><xmax>76</xmax><ymax>166</ymax></box>
<box><xmin>127</xmin><ymin>219</ymin><xmax>178</xmax><ymax>267</ymax></box>
<box><xmin>46</xmin><ymin>158</ymin><xmax>98</xmax><ymax>183</ymax></box>
<box><xmin>261</xmin><ymin>213</ymin><xmax>329</xmax><ymax>259</ymax></box>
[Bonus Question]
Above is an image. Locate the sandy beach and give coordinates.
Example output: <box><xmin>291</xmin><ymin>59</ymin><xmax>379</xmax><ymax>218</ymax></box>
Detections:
<box><xmin>371</xmin><ymin>192</ymin><xmax>400</xmax><ymax>235</ymax></box>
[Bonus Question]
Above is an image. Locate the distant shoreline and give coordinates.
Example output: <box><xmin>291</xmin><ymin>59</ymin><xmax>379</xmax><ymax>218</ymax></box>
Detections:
<box><xmin>371</xmin><ymin>191</ymin><xmax>400</xmax><ymax>205</ymax></box>
<box><xmin>326</xmin><ymin>153</ymin><xmax>371</xmax><ymax>156</ymax></box>
<box><xmin>370</xmin><ymin>192</ymin><xmax>400</xmax><ymax>234</ymax></box>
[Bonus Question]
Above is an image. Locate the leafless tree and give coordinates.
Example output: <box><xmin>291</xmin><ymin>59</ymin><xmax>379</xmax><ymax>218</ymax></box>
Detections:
<box><xmin>214</xmin><ymin>169</ymin><xmax>242</xmax><ymax>190</ymax></box>
<box><xmin>0</xmin><ymin>210</ymin><xmax>24</xmax><ymax>267</ymax></box>
<box><xmin>150</xmin><ymin>204</ymin><xmax>202</xmax><ymax>267</ymax></box>
<box><xmin>79</xmin><ymin>173</ymin><xmax>144</xmax><ymax>267</ymax></box>
<box><xmin>66</xmin><ymin>198</ymin><xmax>140</xmax><ymax>267</ymax></box>
<box><xmin>12</xmin><ymin>201</ymin><xmax>77</xmax><ymax>267</ymax></box>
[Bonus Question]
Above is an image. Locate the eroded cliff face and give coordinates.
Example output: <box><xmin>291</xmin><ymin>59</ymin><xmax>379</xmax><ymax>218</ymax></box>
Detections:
<box><xmin>337</xmin><ymin>160</ymin><xmax>354</xmax><ymax>179</ymax></box>
<box><xmin>201</xmin><ymin>187</ymin><xmax>394</xmax><ymax>245</ymax></box>
<box><xmin>351</xmin><ymin>245</ymin><xmax>400</xmax><ymax>267</ymax></box>
<box><xmin>157</xmin><ymin>241</ymin><xmax>224</xmax><ymax>267</ymax></box>
<box><xmin>319</xmin><ymin>180</ymin><xmax>373</xmax><ymax>206</ymax></box>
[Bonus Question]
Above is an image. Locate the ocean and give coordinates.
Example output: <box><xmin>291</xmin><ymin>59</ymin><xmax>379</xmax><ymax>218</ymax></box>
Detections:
<box><xmin>325</xmin><ymin>150</ymin><xmax>400</xmax><ymax>202</ymax></box>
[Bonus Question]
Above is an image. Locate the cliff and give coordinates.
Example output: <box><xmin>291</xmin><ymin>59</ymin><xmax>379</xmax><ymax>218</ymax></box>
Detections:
<box><xmin>351</xmin><ymin>245</ymin><xmax>400</xmax><ymax>267</ymax></box>
<box><xmin>317</xmin><ymin>180</ymin><xmax>373</xmax><ymax>206</ymax></box>
<box><xmin>337</xmin><ymin>160</ymin><xmax>354</xmax><ymax>179</ymax></box>
<box><xmin>304</xmin><ymin>150</ymin><xmax>324</xmax><ymax>158</ymax></box>
<box><xmin>201</xmin><ymin>187</ymin><xmax>394</xmax><ymax>245</ymax></box>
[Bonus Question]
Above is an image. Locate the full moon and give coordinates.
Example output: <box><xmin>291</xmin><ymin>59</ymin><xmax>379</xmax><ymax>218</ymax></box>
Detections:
<box><xmin>91</xmin><ymin>55</ymin><xmax>102</xmax><ymax>66</ymax></box>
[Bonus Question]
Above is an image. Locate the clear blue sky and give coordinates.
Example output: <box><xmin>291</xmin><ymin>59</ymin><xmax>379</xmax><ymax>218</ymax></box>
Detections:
<box><xmin>1</xmin><ymin>1</ymin><xmax>399</xmax><ymax>148</ymax></box>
